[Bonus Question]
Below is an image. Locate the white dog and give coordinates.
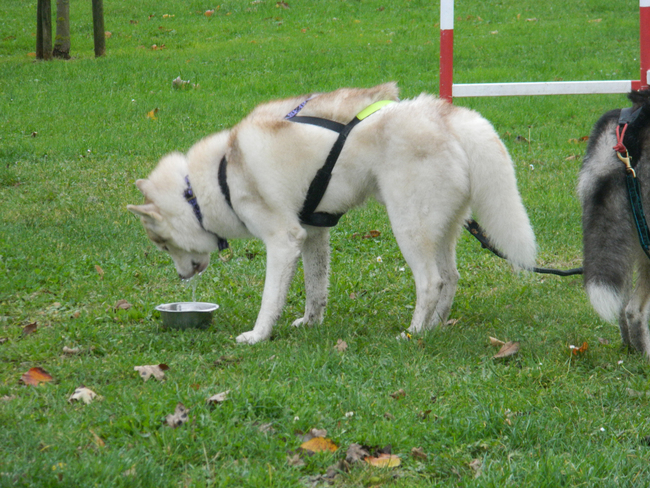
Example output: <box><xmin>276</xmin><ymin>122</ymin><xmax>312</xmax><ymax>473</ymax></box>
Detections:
<box><xmin>128</xmin><ymin>83</ymin><xmax>536</xmax><ymax>344</ymax></box>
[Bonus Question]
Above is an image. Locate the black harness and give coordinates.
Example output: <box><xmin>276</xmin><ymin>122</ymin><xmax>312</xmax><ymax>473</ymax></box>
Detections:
<box><xmin>613</xmin><ymin>104</ymin><xmax>650</xmax><ymax>259</ymax></box>
<box><xmin>217</xmin><ymin>99</ymin><xmax>394</xmax><ymax>228</ymax></box>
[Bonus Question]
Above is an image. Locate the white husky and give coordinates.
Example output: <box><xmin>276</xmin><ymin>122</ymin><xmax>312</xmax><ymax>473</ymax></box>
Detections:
<box><xmin>128</xmin><ymin>83</ymin><xmax>536</xmax><ymax>344</ymax></box>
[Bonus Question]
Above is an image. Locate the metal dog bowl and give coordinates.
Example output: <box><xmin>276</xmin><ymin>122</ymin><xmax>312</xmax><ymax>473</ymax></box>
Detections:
<box><xmin>155</xmin><ymin>302</ymin><xmax>219</xmax><ymax>329</ymax></box>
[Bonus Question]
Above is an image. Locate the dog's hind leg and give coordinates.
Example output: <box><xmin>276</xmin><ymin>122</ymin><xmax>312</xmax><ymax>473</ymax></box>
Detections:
<box><xmin>428</xmin><ymin>231</ymin><xmax>461</xmax><ymax>328</ymax></box>
<box><xmin>236</xmin><ymin>225</ymin><xmax>307</xmax><ymax>344</ymax></box>
<box><xmin>623</xmin><ymin>260</ymin><xmax>650</xmax><ymax>358</ymax></box>
<box><xmin>292</xmin><ymin>227</ymin><xmax>330</xmax><ymax>328</ymax></box>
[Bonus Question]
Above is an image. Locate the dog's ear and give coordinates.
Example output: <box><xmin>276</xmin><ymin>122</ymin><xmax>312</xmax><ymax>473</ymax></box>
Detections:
<box><xmin>127</xmin><ymin>203</ymin><xmax>163</xmax><ymax>222</ymax></box>
<box><xmin>135</xmin><ymin>179</ymin><xmax>152</xmax><ymax>196</ymax></box>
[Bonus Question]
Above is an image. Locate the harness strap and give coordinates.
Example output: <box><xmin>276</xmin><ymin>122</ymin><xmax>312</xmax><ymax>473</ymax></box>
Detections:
<box><xmin>288</xmin><ymin>100</ymin><xmax>395</xmax><ymax>227</ymax></box>
<box><xmin>614</xmin><ymin>105</ymin><xmax>650</xmax><ymax>260</ymax></box>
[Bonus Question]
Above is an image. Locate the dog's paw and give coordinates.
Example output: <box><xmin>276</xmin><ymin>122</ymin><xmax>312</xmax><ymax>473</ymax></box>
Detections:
<box><xmin>236</xmin><ymin>330</ymin><xmax>265</xmax><ymax>344</ymax></box>
<box><xmin>291</xmin><ymin>317</ymin><xmax>306</xmax><ymax>328</ymax></box>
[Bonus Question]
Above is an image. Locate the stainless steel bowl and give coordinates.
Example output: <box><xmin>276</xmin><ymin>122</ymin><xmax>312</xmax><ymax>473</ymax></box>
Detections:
<box><xmin>155</xmin><ymin>302</ymin><xmax>219</xmax><ymax>329</ymax></box>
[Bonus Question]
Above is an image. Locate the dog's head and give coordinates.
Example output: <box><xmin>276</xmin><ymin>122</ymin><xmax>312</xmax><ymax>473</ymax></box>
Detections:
<box><xmin>128</xmin><ymin>152</ymin><xmax>217</xmax><ymax>280</ymax></box>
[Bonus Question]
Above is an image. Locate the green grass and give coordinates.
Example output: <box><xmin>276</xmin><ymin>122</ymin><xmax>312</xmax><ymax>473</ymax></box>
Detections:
<box><xmin>1</xmin><ymin>0</ymin><xmax>649</xmax><ymax>486</ymax></box>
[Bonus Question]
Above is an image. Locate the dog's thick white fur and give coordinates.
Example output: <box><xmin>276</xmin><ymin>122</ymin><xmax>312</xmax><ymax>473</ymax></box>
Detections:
<box><xmin>128</xmin><ymin>83</ymin><xmax>536</xmax><ymax>344</ymax></box>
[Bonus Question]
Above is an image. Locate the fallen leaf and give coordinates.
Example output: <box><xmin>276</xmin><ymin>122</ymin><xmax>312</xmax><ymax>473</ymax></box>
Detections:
<box><xmin>276</xmin><ymin>1</ymin><xmax>289</xmax><ymax>8</ymax></box>
<box><xmin>105</xmin><ymin>31</ymin><xmax>112</xmax><ymax>38</ymax></box>
<box><xmin>165</xmin><ymin>402</ymin><xmax>189</xmax><ymax>428</ymax></box>
<box><xmin>287</xmin><ymin>453</ymin><xmax>305</xmax><ymax>467</ymax></box>
<box><xmin>146</xmin><ymin>108</ymin><xmax>159</xmax><ymax>119</ymax></box>
<box><xmin>134</xmin><ymin>363</ymin><xmax>169</xmax><ymax>382</ymax></box>
<box><xmin>20</xmin><ymin>367</ymin><xmax>53</xmax><ymax>386</ymax></box>
<box><xmin>122</xmin><ymin>466</ymin><xmax>136</xmax><ymax>477</ymax></box>
<box><xmin>383</xmin><ymin>412</ymin><xmax>395</xmax><ymax>420</ymax></box>
<box><xmin>493</xmin><ymin>341</ymin><xmax>520</xmax><ymax>359</ymax></box>
<box><xmin>589</xmin><ymin>18</ymin><xmax>602</xmax><ymax>23</ymax></box>
<box><xmin>570</xmin><ymin>342</ymin><xmax>588</xmax><ymax>355</ymax></box>
<box><xmin>390</xmin><ymin>388</ymin><xmax>406</xmax><ymax>399</ymax></box>
<box><xmin>207</xmin><ymin>390</ymin><xmax>230</xmax><ymax>404</ymax></box>
<box><xmin>489</xmin><ymin>336</ymin><xmax>505</xmax><ymax>347</ymax></box>
<box><xmin>627</xmin><ymin>388</ymin><xmax>650</xmax><ymax>398</ymax></box>
<box><xmin>365</xmin><ymin>453</ymin><xmax>401</xmax><ymax>468</ymax></box>
<box><xmin>345</xmin><ymin>443</ymin><xmax>370</xmax><ymax>463</ymax></box>
<box><xmin>300</xmin><ymin>437</ymin><xmax>338</xmax><ymax>453</ymax></box>
<box><xmin>1</xmin><ymin>395</ymin><xmax>16</xmax><ymax>402</ymax></box>
<box><xmin>469</xmin><ymin>458</ymin><xmax>482</xmax><ymax>477</ymax></box>
<box><xmin>62</xmin><ymin>346</ymin><xmax>81</xmax><ymax>355</ymax></box>
<box><xmin>362</xmin><ymin>230</ymin><xmax>381</xmax><ymax>239</ymax></box>
<box><xmin>258</xmin><ymin>422</ymin><xmax>275</xmax><ymax>434</ymax></box>
<box><xmin>89</xmin><ymin>429</ymin><xmax>105</xmax><ymax>448</ymax></box>
<box><xmin>114</xmin><ymin>299</ymin><xmax>132</xmax><ymax>311</ymax></box>
<box><xmin>334</xmin><ymin>339</ymin><xmax>348</xmax><ymax>352</ymax></box>
<box><xmin>411</xmin><ymin>447</ymin><xmax>427</xmax><ymax>460</ymax></box>
<box><xmin>69</xmin><ymin>386</ymin><xmax>99</xmax><ymax>404</ymax></box>
<box><xmin>22</xmin><ymin>322</ymin><xmax>38</xmax><ymax>336</ymax></box>
<box><xmin>95</xmin><ymin>265</ymin><xmax>104</xmax><ymax>278</ymax></box>
<box><xmin>204</xmin><ymin>9</ymin><xmax>214</xmax><ymax>16</ymax></box>
<box><xmin>0</xmin><ymin>338</ymin><xmax>7</xmax><ymax>344</ymax></box>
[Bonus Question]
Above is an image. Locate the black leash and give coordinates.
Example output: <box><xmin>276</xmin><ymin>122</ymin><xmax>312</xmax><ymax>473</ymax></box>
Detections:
<box><xmin>613</xmin><ymin>104</ymin><xmax>650</xmax><ymax>260</ymax></box>
<box><xmin>464</xmin><ymin>219</ymin><xmax>583</xmax><ymax>276</ymax></box>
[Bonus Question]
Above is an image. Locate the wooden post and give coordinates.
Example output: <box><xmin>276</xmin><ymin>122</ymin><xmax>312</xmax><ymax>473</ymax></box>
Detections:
<box><xmin>36</xmin><ymin>0</ymin><xmax>52</xmax><ymax>60</ymax></box>
<box><xmin>92</xmin><ymin>0</ymin><xmax>105</xmax><ymax>57</ymax></box>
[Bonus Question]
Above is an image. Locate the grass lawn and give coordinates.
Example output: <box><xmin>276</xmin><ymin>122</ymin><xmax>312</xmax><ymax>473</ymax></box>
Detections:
<box><xmin>1</xmin><ymin>0</ymin><xmax>649</xmax><ymax>486</ymax></box>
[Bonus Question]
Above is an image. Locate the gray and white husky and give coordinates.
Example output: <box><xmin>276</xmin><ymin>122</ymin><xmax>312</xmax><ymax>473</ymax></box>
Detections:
<box><xmin>579</xmin><ymin>89</ymin><xmax>650</xmax><ymax>357</ymax></box>
<box><xmin>128</xmin><ymin>83</ymin><xmax>536</xmax><ymax>344</ymax></box>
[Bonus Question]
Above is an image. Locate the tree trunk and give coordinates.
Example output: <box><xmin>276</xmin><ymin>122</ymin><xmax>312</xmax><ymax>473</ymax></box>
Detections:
<box><xmin>92</xmin><ymin>0</ymin><xmax>105</xmax><ymax>57</ymax></box>
<box><xmin>36</xmin><ymin>0</ymin><xmax>52</xmax><ymax>60</ymax></box>
<box><xmin>53</xmin><ymin>0</ymin><xmax>70</xmax><ymax>59</ymax></box>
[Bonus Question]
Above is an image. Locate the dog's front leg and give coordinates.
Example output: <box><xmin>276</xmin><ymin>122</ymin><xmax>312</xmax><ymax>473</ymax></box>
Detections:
<box><xmin>292</xmin><ymin>227</ymin><xmax>330</xmax><ymax>328</ymax></box>
<box><xmin>236</xmin><ymin>228</ymin><xmax>306</xmax><ymax>344</ymax></box>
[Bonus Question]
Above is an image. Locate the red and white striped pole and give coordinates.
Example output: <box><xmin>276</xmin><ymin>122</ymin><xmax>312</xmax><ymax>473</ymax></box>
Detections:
<box><xmin>439</xmin><ymin>0</ymin><xmax>454</xmax><ymax>102</ymax></box>
<box><xmin>641</xmin><ymin>0</ymin><xmax>650</xmax><ymax>89</ymax></box>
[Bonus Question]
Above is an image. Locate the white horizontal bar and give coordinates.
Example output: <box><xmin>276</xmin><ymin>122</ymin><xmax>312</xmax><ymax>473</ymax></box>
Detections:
<box><xmin>641</xmin><ymin>0</ymin><xmax>650</xmax><ymax>8</ymax></box>
<box><xmin>453</xmin><ymin>80</ymin><xmax>635</xmax><ymax>97</ymax></box>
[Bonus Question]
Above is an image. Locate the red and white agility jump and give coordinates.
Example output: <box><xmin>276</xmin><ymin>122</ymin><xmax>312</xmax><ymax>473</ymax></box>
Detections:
<box><xmin>439</xmin><ymin>0</ymin><xmax>650</xmax><ymax>101</ymax></box>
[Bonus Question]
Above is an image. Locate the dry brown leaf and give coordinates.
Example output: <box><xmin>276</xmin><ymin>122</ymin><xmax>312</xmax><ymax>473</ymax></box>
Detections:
<box><xmin>570</xmin><ymin>342</ymin><xmax>588</xmax><ymax>355</ymax></box>
<box><xmin>69</xmin><ymin>386</ymin><xmax>99</xmax><ymax>404</ymax></box>
<box><xmin>300</xmin><ymin>437</ymin><xmax>338</xmax><ymax>453</ymax></box>
<box><xmin>365</xmin><ymin>453</ymin><xmax>401</xmax><ymax>468</ymax></box>
<box><xmin>20</xmin><ymin>367</ymin><xmax>53</xmax><ymax>386</ymax></box>
<box><xmin>114</xmin><ymin>299</ymin><xmax>132</xmax><ymax>311</ymax></box>
<box><xmin>63</xmin><ymin>346</ymin><xmax>81</xmax><ymax>355</ymax></box>
<box><xmin>346</xmin><ymin>443</ymin><xmax>370</xmax><ymax>463</ymax></box>
<box><xmin>207</xmin><ymin>390</ymin><xmax>230</xmax><ymax>404</ymax></box>
<box><xmin>95</xmin><ymin>265</ymin><xmax>104</xmax><ymax>277</ymax></box>
<box><xmin>334</xmin><ymin>339</ymin><xmax>348</xmax><ymax>352</ymax></box>
<box><xmin>411</xmin><ymin>447</ymin><xmax>427</xmax><ymax>460</ymax></box>
<box><xmin>276</xmin><ymin>1</ymin><xmax>290</xmax><ymax>8</ymax></box>
<box><xmin>390</xmin><ymin>388</ymin><xmax>406</xmax><ymax>399</ymax></box>
<box><xmin>489</xmin><ymin>336</ymin><xmax>505</xmax><ymax>347</ymax></box>
<box><xmin>258</xmin><ymin>422</ymin><xmax>275</xmax><ymax>434</ymax></box>
<box><xmin>146</xmin><ymin>108</ymin><xmax>159</xmax><ymax>119</ymax></box>
<box><xmin>598</xmin><ymin>337</ymin><xmax>610</xmax><ymax>345</ymax></box>
<box><xmin>469</xmin><ymin>458</ymin><xmax>482</xmax><ymax>477</ymax></box>
<box><xmin>493</xmin><ymin>341</ymin><xmax>520</xmax><ymax>359</ymax></box>
<box><xmin>0</xmin><ymin>337</ymin><xmax>8</xmax><ymax>344</ymax></box>
<box><xmin>90</xmin><ymin>429</ymin><xmax>105</xmax><ymax>448</ymax></box>
<box><xmin>287</xmin><ymin>453</ymin><xmax>305</xmax><ymax>467</ymax></box>
<box><xmin>134</xmin><ymin>363</ymin><xmax>169</xmax><ymax>382</ymax></box>
<box><xmin>22</xmin><ymin>322</ymin><xmax>38</xmax><ymax>336</ymax></box>
<box><xmin>165</xmin><ymin>402</ymin><xmax>189</xmax><ymax>428</ymax></box>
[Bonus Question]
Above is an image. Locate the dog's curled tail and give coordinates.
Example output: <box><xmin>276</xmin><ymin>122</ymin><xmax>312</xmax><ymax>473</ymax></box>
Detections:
<box><xmin>459</xmin><ymin>109</ymin><xmax>537</xmax><ymax>270</ymax></box>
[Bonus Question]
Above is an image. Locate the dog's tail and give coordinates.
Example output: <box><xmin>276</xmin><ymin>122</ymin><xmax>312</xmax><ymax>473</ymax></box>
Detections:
<box><xmin>458</xmin><ymin>108</ymin><xmax>537</xmax><ymax>270</ymax></box>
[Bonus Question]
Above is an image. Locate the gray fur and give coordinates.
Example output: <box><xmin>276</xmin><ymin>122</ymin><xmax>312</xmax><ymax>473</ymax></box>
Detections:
<box><xmin>579</xmin><ymin>89</ymin><xmax>650</xmax><ymax>356</ymax></box>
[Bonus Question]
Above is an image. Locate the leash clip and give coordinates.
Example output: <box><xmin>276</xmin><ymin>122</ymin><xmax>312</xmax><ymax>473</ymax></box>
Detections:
<box><xmin>617</xmin><ymin>150</ymin><xmax>636</xmax><ymax>177</ymax></box>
